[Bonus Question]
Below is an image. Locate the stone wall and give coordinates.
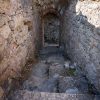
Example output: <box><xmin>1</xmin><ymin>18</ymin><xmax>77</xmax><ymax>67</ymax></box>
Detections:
<box><xmin>63</xmin><ymin>0</ymin><xmax>100</xmax><ymax>91</ymax></box>
<box><xmin>0</xmin><ymin>0</ymin><xmax>36</xmax><ymax>85</ymax></box>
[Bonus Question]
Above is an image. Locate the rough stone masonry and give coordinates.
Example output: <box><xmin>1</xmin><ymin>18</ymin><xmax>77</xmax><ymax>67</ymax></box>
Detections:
<box><xmin>63</xmin><ymin>0</ymin><xmax>100</xmax><ymax>91</ymax></box>
<box><xmin>0</xmin><ymin>0</ymin><xmax>100</xmax><ymax>98</ymax></box>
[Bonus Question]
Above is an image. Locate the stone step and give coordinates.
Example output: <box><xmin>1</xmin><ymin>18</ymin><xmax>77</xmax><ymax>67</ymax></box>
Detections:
<box><xmin>8</xmin><ymin>90</ymin><xmax>95</xmax><ymax>100</ymax></box>
<box><xmin>39</xmin><ymin>46</ymin><xmax>60</xmax><ymax>55</ymax></box>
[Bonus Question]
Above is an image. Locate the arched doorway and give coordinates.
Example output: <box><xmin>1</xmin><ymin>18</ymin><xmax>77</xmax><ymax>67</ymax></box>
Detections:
<box><xmin>42</xmin><ymin>13</ymin><xmax>60</xmax><ymax>47</ymax></box>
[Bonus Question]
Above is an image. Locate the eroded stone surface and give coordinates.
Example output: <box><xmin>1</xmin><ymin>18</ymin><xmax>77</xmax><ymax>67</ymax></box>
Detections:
<box><xmin>7</xmin><ymin>46</ymin><xmax>99</xmax><ymax>100</ymax></box>
<box><xmin>0</xmin><ymin>0</ymin><xmax>100</xmax><ymax>99</ymax></box>
<box><xmin>9</xmin><ymin>90</ymin><xmax>94</xmax><ymax>100</ymax></box>
<box><xmin>63</xmin><ymin>0</ymin><xmax>100</xmax><ymax>91</ymax></box>
<box><xmin>0</xmin><ymin>87</ymin><xmax>4</xmax><ymax>100</ymax></box>
<box><xmin>0</xmin><ymin>0</ymin><xmax>36</xmax><ymax>85</ymax></box>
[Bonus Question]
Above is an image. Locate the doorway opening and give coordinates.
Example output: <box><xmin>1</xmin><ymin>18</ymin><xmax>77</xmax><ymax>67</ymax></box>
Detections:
<box><xmin>42</xmin><ymin>13</ymin><xmax>60</xmax><ymax>47</ymax></box>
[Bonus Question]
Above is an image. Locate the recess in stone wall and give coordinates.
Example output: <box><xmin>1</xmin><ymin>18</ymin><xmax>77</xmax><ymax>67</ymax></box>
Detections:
<box><xmin>42</xmin><ymin>13</ymin><xmax>60</xmax><ymax>46</ymax></box>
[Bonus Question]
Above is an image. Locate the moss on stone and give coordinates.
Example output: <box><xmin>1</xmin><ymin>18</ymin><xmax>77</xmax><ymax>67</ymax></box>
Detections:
<box><xmin>66</xmin><ymin>68</ymin><xmax>76</xmax><ymax>76</ymax></box>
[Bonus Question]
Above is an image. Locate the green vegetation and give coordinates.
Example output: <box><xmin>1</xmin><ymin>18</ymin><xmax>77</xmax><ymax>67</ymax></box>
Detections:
<box><xmin>66</xmin><ymin>68</ymin><xmax>76</xmax><ymax>76</ymax></box>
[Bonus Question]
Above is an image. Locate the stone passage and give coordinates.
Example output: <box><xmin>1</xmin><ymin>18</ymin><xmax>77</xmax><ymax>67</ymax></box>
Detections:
<box><xmin>0</xmin><ymin>0</ymin><xmax>100</xmax><ymax>100</ymax></box>
<box><xmin>7</xmin><ymin>46</ymin><xmax>99</xmax><ymax>100</ymax></box>
<box><xmin>43</xmin><ymin>13</ymin><xmax>60</xmax><ymax>46</ymax></box>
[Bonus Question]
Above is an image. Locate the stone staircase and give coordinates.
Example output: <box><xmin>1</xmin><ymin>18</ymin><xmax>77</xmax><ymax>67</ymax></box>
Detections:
<box><xmin>7</xmin><ymin>46</ymin><xmax>100</xmax><ymax>100</ymax></box>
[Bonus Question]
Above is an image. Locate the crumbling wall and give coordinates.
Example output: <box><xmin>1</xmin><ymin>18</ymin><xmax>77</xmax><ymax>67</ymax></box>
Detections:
<box><xmin>0</xmin><ymin>0</ymin><xmax>36</xmax><ymax>85</ymax></box>
<box><xmin>63</xmin><ymin>0</ymin><xmax>100</xmax><ymax>91</ymax></box>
